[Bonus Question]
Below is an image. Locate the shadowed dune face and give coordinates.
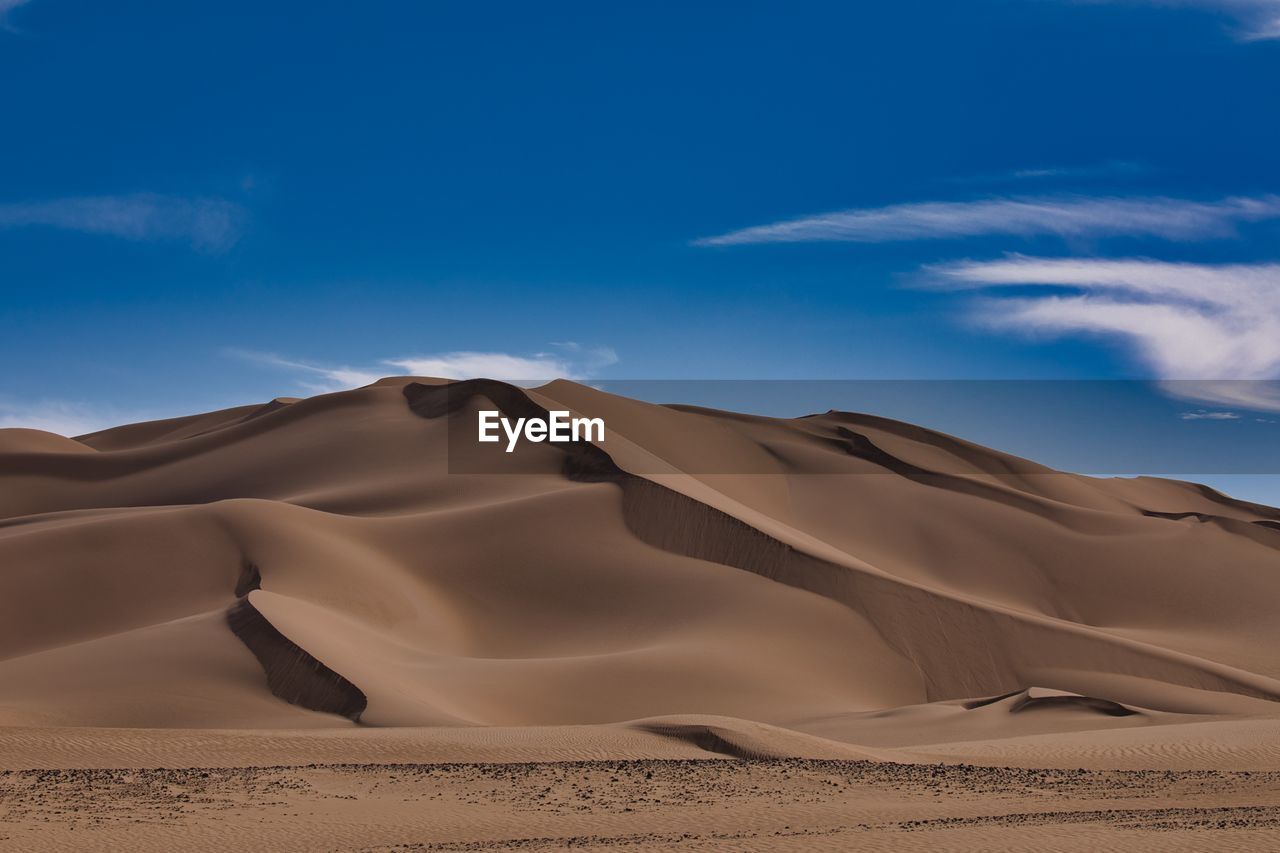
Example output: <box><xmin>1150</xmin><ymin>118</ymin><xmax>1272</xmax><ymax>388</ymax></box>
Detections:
<box><xmin>1</xmin><ymin>378</ymin><xmax>1279</xmax><ymax>739</ymax></box>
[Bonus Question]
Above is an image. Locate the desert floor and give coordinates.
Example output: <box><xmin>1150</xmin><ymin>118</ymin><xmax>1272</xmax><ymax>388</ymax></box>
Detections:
<box><xmin>4</xmin><ymin>724</ymin><xmax>1280</xmax><ymax>852</ymax></box>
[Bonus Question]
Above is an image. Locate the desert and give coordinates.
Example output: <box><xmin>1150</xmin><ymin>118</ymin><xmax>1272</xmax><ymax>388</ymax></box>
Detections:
<box><xmin>7</xmin><ymin>0</ymin><xmax>1280</xmax><ymax>848</ymax></box>
<box><xmin>2</xmin><ymin>377</ymin><xmax>1279</xmax><ymax>850</ymax></box>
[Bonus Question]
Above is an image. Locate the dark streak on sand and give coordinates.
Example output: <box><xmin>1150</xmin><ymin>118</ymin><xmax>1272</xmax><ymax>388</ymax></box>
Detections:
<box><xmin>225</xmin><ymin>598</ymin><xmax>368</xmax><ymax>722</ymax></box>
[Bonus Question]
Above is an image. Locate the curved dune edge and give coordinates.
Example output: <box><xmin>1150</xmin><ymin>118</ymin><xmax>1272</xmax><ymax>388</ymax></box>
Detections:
<box><xmin>623</xmin><ymin>715</ymin><xmax>895</xmax><ymax>761</ymax></box>
<box><xmin>225</xmin><ymin>596</ymin><xmax>367</xmax><ymax>723</ymax></box>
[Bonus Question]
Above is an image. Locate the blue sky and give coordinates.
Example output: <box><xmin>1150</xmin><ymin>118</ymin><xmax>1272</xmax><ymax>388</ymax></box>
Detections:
<box><xmin>3</xmin><ymin>1</ymin><xmax>1280</xmax><ymax>497</ymax></box>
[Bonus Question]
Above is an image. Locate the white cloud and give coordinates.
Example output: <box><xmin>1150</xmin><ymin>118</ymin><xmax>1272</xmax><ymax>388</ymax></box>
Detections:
<box><xmin>0</xmin><ymin>399</ymin><xmax>142</xmax><ymax>437</ymax></box>
<box><xmin>1159</xmin><ymin>379</ymin><xmax>1280</xmax><ymax>412</ymax></box>
<box><xmin>1180</xmin><ymin>410</ymin><xmax>1242</xmax><ymax>419</ymax></box>
<box><xmin>1172</xmin><ymin>1</ymin><xmax>1280</xmax><ymax>41</ymax></box>
<box><xmin>1083</xmin><ymin>1</ymin><xmax>1280</xmax><ymax>41</ymax></box>
<box><xmin>0</xmin><ymin>0</ymin><xmax>31</xmax><ymax>35</ymax></box>
<box><xmin>695</xmin><ymin>195</ymin><xmax>1280</xmax><ymax>247</ymax></box>
<box><xmin>0</xmin><ymin>193</ymin><xmax>245</xmax><ymax>252</ymax></box>
<box><xmin>0</xmin><ymin>0</ymin><xmax>30</xmax><ymax>26</ymax></box>
<box><xmin>231</xmin><ymin>345</ymin><xmax>619</xmax><ymax>393</ymax></box>
<box><xmin>390</xmin><ymin>344</ymin><xmax>617</xmax><ymax>382</ymax></box>
<box><xmin>1014</xmin><ymin>161</ymin><xmax>1151</xmax><ymax>180</ymax></box>
<box><xmin>227</xmin><ymin>352</ymin><xmax>385</xmax><ymax>394</ymax></box>
<box><xmin>387</xmin><ymin>353</ymin><xmax>577</xmax><ymax>382</ymax></box>
<box><xmin>951</xmin><ymin>161</ymin><xmax>1150</xmax><ymax>185</ymax></box>
<box><xmin>929</xmin><ymin>257</ymin><xmax>1280</xmax><ymax>411</ymax></box>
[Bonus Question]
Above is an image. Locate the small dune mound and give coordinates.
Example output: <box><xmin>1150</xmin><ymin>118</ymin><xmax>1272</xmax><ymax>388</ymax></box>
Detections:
<box><xmin>967</xmin><ymin>687</ymin><xmax>1139</xmax><ymax>718</ymax></box>
<box><xmin>631</xmin><ymin>722</ymin><xmax>782</xmax><ymax>759</ymax></box>
<box><xmin>237</xmin><ymin>398</ymin><xmax>300</xmax><ymax>425</ymax></box>
<box><xmin>0</xmin><ymin>428</ymin><xmax>95</xmax><ymax>455</ymax></box>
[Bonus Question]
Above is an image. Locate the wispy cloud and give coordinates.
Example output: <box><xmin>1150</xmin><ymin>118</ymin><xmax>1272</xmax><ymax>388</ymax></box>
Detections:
<box><xmin>1160</xmin><ymin>379</ymin><xmax>1280</xmax><ymax>412</ymax></box>
<box><xmin>228</xmin><ymin>353</ymin><xmax>386</xmax><ymax>394</ymax></box>
<box><xmin>1082</xmin><ymin>1</ymin><xmax>1280</xmax><ymax>42</ymax></box>
<box><xmin>1009</xmin><ymin>163</ymin><xmax>1139</xmax><ymax>180</ymax></box>
<box><xmin>0</xmin><ymin>0</ymin><xmax>31</xmax><ymax>29</ymax></box>
<box><xmin>952</xmin><ymin>161</ymin><xmax>1150</xmax><ymax>185</ymax></box>
<box><xmin>1180</xmin><ymin>409</ymin><xmax>1242</xmax><ymax>420</ymax></box>
<box><xmin>929</xmin><ymin>256</ymin><xmax>1280</xmax><ymax>411</ymax></box>
<box><xmin>231</xmin><ymin>345</ymin><xmax>619</xmax><ymax>393</ymax></box>
<box><xmin>0</xmin><ymin>398</ymin><xmax>143</xmax><ymax>437</ymax></box>
<box><xmin>695</xmin><ymin>195</ymin><xmax>1280</xmax><ymax>247</ymax></box>
<box><xmin>0</xmin><ymin>193</ymin><xmax>246</xmax><ymax>252</ymax></box>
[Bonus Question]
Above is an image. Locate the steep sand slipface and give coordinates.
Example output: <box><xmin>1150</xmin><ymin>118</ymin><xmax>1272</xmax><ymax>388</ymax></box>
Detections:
<box><xmin>1</xmin><ymin>377</ymin><xmax>1279</xmax><ymax>753</ymax></box>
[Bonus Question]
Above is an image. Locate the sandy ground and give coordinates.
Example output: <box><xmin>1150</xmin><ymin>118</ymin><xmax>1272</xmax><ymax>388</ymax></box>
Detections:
<box><xmin>4</xmin><ymin>755</ymin><xmax>1279</xmax><ymax>851</ymax></box>
<box><xmin>3</xmin><ymin>722</ymin><xmax>1280</xmax><ymax>851</ymax></box>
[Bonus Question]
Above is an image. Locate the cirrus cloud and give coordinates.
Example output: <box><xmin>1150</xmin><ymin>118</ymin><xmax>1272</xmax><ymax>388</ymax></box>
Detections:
<box><xmin>0</xmin><ymin>0</ymin><xmax>31</xmax><ymax>29</ymax></box>
<box><xmin>1180</xmin><ymin>409</ymin><xmax>1242</xmax><ymax>420</ymax></box>
<box><xmin>0</xmin><ymin>398</ymin><xmax>149</xmax><ymax>437</ymax></box>
<box><xmin>230</xmin><ymin>345</ymin><xmax>619</xmax><ymax>394</ymax></box>
<box><xmin>0</xmin><ymin>193</ymin><xmax>246</xmax><ymax>252</ymax></box>
<box><xmin>695</xmin><ymin>195</ymin><xmax>1280</xmax><ymax>247</ymax></box>
<box><xmin>1078</xmin><ymin>1</ymin><xmax>1280</xmax><ymax>42</ymax></box>
<box><xmin>929</xmin><ymin>256</ymin><xmax>1280</xmax><ymax>411</ymax></box>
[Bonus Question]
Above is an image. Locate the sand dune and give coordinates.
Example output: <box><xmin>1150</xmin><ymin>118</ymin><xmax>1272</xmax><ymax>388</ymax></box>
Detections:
<box><xmin>2</xmin><ymin>376</ymin><xmax>1278</xmax><ymax>749</ymax></box>
<box><xmin>6</xmin><ymin>377</ymin><xmax>1280</xmax><ymax>849</ymax></box>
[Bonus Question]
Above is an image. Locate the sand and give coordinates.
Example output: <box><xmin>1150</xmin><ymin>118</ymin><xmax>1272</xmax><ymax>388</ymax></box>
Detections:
<box><xmin>2</xmin><ymin>377</ymin><xmax>1278</xmax><ymax>850</ymax></box>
